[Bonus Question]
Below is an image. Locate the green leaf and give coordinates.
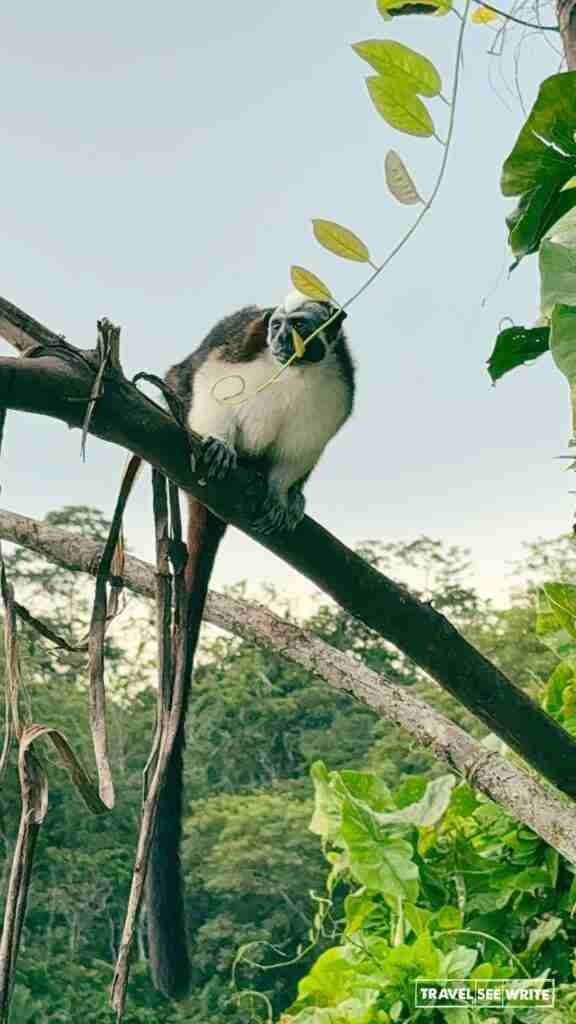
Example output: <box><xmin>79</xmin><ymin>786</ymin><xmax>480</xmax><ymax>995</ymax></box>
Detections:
<box><xmin>449</xmin><ymin>783</ymin><xmax>479</xmax><ymax>818</ymax></box>
<box><xmin>435</xmin><ymin>905</ymin><xmax>463</xmax><ymax>930</ymax></box>
<box><xmin>442</xmin><ymin>1010</ymin><xmax>470</xmax><ymax>1024</ymax></box>
<box><xmin>549</xmin><ymin>303</ymin><xmax>576</xmax><ymax>434</ymax></box>
<box><xmin>543</xmin><ymin>661</ymin><xmax>575</xmax><ymax>717</ymax></box>
<box><xmin>501</xmin><ymin>72</ymin><xmax>576</xmax><ymax>257</ymax></box>
<box><xmin>410</xmin><ymin>932</ymin><xmax>443</xmax><ymax>975</ymax></box>
<box><xmin>377</xmin><ymin>0</ymin><xmax>452</xmax><ymax>17</ymax></box>
<box><xmin>366</xmin><ymin>76</ymin><xmax>434</xmax><ymax>137</ymax></box>
<box><xmin>309</xmin><ymin>761</ymin><xmax>342</xmax><ymax>841</ymax></box>
<box><xmin>312</xmin><ymin>219</ymin><xmax>371</xmax><ymax>262</ymax></box>
<box><xmin>536</xmin><ymin>585</ymin><xmax>576</xmax><ymax>667</ymax></box>
<box><xmin>404</xmin><ymin>901</ymin><xmax>433</xmax><ymax>935</ymax></box>
<box><xmin>378</xmin><ymin>775</ymin><xmax>455</xmax><ymax>827</ymax></box>
<box><xmin>442</xmin><ymin>945</ymin><xmax>478</xmax><ymax>979</ymax></box>
<box><xmin>297</xmin><ymin>946</ymin><xmax>356</xmax><ymax>1005</ymax></box>
<box><xmin>338</xmin><ymin>770</ymin><xmax>393</xmax><ymax>811</ymax></box>
<box><xmin>471</xmin><ymin>963</ymin><xmax>494</xmax><ymax>980</ymax></box>
<box><xmin>394</xmin><ymin>775</ymin><xmax>427</xmax><ymax>808</ymax></box>
<box><xmin>502</xmin><ymin>72</ymin><xmax>576</xmax><ymax>198</ymax></box>
<box><xmin>540</xmin><ymin>582</ymin><xmax>576</xmax><ymax>640</ymax></box>
<box><xmin>513</xmin><ymin>868</ymin><xmax>551</xmax><ymax>891</ymax></box>
<box><xmin>526</xmin><ymin>916</ymin><xmax>563</xmax><ymax>953</ymax></box>
<box><xmin>344</xmin><ymin>889</ymin><xmax>378</xmax><ymax>933</ymax></box>
<box><xmin>506</xmin><ymin>184</ymin><xmax>576</xmax><ymax>260</ymax></box>
<box><xmin>341</xmin><ymin>796</ymin><xmax>419</xmax><ymax>900</ymax></box>
<box><xmin>352</xmin><ymin>40</ymin><xmax>441</xmax><ymax>97</ymax></box>
<box><xmin>487</xmin><ymin>324</ymin><xmax>549</xmax><ymax>382</ymax></box>
<box><xmin>540</xmin><ymin>237</ymin><xmax>576</xmax><ymax>317</ymax></box>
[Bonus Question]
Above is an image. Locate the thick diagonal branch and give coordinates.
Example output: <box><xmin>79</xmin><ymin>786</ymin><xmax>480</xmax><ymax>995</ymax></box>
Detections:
<box><xmin>1</xmin><ymin>294</ymin><xmax>576</xmax><ymax>799</ymax></box>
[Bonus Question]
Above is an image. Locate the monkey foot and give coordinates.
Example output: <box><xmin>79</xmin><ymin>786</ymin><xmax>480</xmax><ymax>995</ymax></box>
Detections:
<box><xmin>200</xmin><ymin>437</ymin><xmax>237</xmax><ymax>481</ymax></box>
<box><xmin>251</xmin><ymin>489</ymin><xmax>305</xmax><ymax>534</ymax></box>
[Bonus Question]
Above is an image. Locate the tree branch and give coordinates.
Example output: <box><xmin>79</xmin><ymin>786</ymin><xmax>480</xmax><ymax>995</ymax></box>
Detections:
<box><xmin>0</xmin><ymin>295</ymin><xmax>67</xmax><ymax>353</ymax></box>
<box><xmin>557</xmin><ymin>0</ymin><xmax>576</xmax><ymax>65</ymax></box>
<box><xmin>473</xmin><ymin>0</ymin><xmax>559</xmax><ymax>31</ymax></box>
<box><xmin>2</xmin><ymin>507</ymin><xmax>576</xmax><ymax>863</ymax></box>
<box><xmin>2</xmin><ymin>295</ymin><xmax>576</xmax><ymax>800</ymax></box>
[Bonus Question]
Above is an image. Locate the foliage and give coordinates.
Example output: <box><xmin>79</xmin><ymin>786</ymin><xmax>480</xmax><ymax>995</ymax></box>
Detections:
<box><xmin>282</xmin><ymin>764</ymin><xmax>573</xmax><ymax>1024</ymax></box>
<box><xmin>487</xmin><ymin>325</ymin><xmax>550</xmax><ymax>384</ymax></box>
<box><xmin>281</xmin><ymin>538</ymin><xmax>576</xmax><ymax>1024</ymax></box>
<box><xmin>501</xmin><ymin>74</ymin><xmax>576</xmax><ymax>262</ymax></box>
<box><xmin>490</xmin><ymin>70</ymin><xmax>576</xmax><ymax>447</ymax></box>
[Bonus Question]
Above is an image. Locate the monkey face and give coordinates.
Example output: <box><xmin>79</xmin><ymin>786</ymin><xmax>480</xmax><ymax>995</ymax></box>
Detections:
<box><xmin>267</xmin><ymin>293</ymin><xmax>346</xmax><ymax>367</ymax></box>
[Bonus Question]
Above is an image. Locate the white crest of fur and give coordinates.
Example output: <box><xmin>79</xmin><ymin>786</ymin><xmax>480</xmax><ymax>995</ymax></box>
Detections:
<box><xmin>281</xmin><ymin>289</ymin><xmax>308</xmax><ymax>315</ymax></box>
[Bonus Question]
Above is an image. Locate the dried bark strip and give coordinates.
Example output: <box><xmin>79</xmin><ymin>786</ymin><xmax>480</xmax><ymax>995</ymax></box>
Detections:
<box><xmin>111</xmin><ymin>475</ymin><xmax>194</xmax><ymax>1017</ymax></box>
<box><xmin>0</xmin><ymin>560</ymin><xmax>107</xmax><ymax>1022</ymax></box>
<box><xmin>87</xmin><ymin>454</ymin><xmax>142</xmax><ymax>810</ymax></box>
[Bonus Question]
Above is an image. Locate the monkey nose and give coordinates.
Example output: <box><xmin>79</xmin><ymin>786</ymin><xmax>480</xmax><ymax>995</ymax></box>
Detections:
<box><xmin>273</xmin><ymin>327</ymin><xmax>294</xmax><ymax>360</ymax></box>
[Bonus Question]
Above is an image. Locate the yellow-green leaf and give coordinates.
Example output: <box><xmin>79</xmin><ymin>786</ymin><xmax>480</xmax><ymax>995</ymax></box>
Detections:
<box><xmin>292</xmin><ymin>328</ymin><xmax>305</xmax><ymax>358</ymax></box>
<box><xmin>384</xmin><ymin>150</ymin><xmax>423</xmax><ymax>205</ymax></box>
<box><xmin>311</xmin><ymin>219</ymin><xmax>370</xmax><ymax>263</ymax></box>
<box><xmin>471</xmin><ymin>4</ymin><xmax>499</xmax><ymax>22</ymax></box>
<box><xmin>377</xmin><ymin>0</ymin><xmax>452</xmax><ymax>17</ymax></box>
<box><xmin>366</xmin><ymin>77</ymin><xmax>434</xmax><ymax>138</ymax></box>
<box><xmin>290</xmin><ymin>265</ymin><xmax>333</xmax><ymax>302</ymax></box>
<box><xmin>352</xmin><ymin>39</ymin><xmax>441</xmax><ymax>97</ymax></box>
<box><xmin>377</xmin><ymin>0</ymin><xmax>393</xmax><ymax>19</ymax></box>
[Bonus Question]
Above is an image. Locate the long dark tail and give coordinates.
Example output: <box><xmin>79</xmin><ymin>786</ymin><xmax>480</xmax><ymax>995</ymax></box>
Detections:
<box><xmin>146</xmin><ymin>498</ymin><xmax>226</xmax><ymax>999</ymax></box>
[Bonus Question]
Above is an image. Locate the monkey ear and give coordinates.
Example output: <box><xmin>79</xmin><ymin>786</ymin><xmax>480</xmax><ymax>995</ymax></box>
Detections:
<box><xmin>244</xmin><ymin>310</ymin><xmax>273</xmax><ymax>358</ymax></box>
<box><xmin>325</xmin><ymin>308</ymin><xmax>347</xmax><ymax>341</ymax></box>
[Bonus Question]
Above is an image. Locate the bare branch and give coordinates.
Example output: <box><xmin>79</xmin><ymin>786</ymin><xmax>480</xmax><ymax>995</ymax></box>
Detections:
<box><xmin>473</xmin><ymin>0</ymin><xmax>559</xmax><ymax>31</ymax></box>
<box><xmin>0</xmin><ymin>296</ymin><xmax>68</xmax><ymax>354</ymax></box>
<box><xmin>2</xmin><ymin>508</ymin><xmax>576</xmax><ymax>864</ymax></box>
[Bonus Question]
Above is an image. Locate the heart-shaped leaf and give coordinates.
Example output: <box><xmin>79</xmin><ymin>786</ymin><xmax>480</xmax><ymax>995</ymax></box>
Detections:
<box><xmin>352</xmin><ymin>39</ymin><xmax>441</xmax><ymax>97</ymax></box>
<box><xmin>367</xmin><ymin>76</ymin><xmax>434</xmax><ymax>137</ymax></box>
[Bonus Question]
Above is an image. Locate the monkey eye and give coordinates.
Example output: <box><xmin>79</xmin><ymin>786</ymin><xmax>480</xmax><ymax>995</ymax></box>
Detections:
<box><xmin>270</xmin><ymin>319</ymin><xmax>282</xmax><ymax>333</ymax></box>
<box><xmin>291</xmin><ymin>317</ymin><xmax>308</xmax><ymax>332</ymax></box>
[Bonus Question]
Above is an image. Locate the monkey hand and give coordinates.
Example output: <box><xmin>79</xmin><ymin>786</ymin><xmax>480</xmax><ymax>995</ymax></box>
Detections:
<box><xmin>199</xmin><ymin>436</ymin><xmax>237</xmax><ymax>481</ymax></box>
<box><xmin>251</xmin><ymin>486</ymin><xmax>305</xmax><ymax>535</ymax></box>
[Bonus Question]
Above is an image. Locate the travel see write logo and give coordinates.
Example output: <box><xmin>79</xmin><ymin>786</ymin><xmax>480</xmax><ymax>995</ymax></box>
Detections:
<box><xmin>414</xmin><ymin>979</ymin><xmax>555</xmax><ymax>1009</ymax></box>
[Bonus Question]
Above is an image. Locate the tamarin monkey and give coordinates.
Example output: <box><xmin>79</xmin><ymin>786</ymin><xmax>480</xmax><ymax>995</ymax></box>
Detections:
<box><xmin>147</xmin><ymin>290</ymin><xmax>355</xmax><ymax>998</ymax></box>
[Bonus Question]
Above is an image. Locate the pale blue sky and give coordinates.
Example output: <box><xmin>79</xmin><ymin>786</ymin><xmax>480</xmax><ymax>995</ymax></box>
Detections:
<box><xmin>0</xmin><ymin>1</ymin><xmax>567</xmax><ymax>602</ymax></box>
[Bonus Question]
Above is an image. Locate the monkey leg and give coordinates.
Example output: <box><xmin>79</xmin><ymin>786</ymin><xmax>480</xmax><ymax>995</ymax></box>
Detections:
<box><xmin>251</xmin><ymin>483</ymin><xmax>305</xmax><ymax>534</ymax></box>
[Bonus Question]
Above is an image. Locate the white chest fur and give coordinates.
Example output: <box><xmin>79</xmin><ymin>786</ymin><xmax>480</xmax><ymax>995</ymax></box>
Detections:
<box><xmin>188</xmin><ymin>347</ymin><xmax>350</xmax><ymax>491</ymax></box>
